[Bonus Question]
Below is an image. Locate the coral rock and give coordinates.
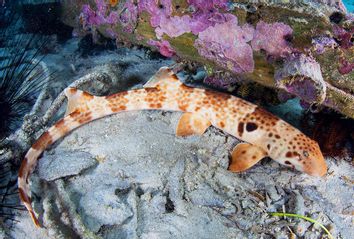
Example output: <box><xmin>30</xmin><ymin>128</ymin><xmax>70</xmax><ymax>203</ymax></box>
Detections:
<box><xmin>195</xmin><ymin>15</ymin><xmax>255</xmax><ymax>74</ymax></box>
<box><xmin>275</xmin><ymin>54</ymin><xmax>327</xmax><ymax>104</ymax></box>
<box><xmin>61</xmin><ymin>0</ymin><xmax>354</xmax><ymax>118</ymax></box>
<box><xmin>251</xmin><ymin>21</ymin><xmax>293</xmax><ymax>58</ymax></box>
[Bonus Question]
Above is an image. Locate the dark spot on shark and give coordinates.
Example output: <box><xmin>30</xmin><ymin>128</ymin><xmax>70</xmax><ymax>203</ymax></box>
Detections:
<box><xmin>246</xmin><ymin>122</ymin><xmax>258</xmax><ymax>132</ymax></box>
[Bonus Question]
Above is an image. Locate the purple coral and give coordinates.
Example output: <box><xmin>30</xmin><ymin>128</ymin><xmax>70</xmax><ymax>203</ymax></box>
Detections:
<box><xmin>251</xmin><ymin>21</ymin><xmax>293</xmax><ymax>58</ymax></box>
<box><xmin>187</xmin><ymin>0</ymin><xmax>228</xmax><ymax>11</ymax></box>
<box><xmin>81</xmin><ymin>5</ymin><xmax>104</xmax><ymax>27</ymax></box>
<box><xmin>275</xmin><ymin>54</ymin><xmax>327</xmax><ymax>104</ymax></box>
<box><xmin>155</xmin><ymin>15</ymin><xmax>192</xmax><ymax>38</ymax></box>
<box><xmin>194</xmin><ymin>15</ymin><xmax>255</xmax><ymax>73</ymax></box>
<box><xmin>189</xmin><ymin>11</ymin><xmax>235</xmax><ymax>34</ymax></box>
<box><xmin>312</xmin><ymin>36</ymin><xmax>338</xmax><ymax>54</ymax></box>
<box><xmin>105</xmin><ymin>28</ymin><xmax>117</xmax><ymax>38</ymax></box>
<box><xmin>138</xmin><ymin>0</ymin><xmax>172</xmax><ymax>27</ymax></box>
<box><xmin>277</xmin><ymin>91</ymin><xmax>295</xmax><ymax>103</ymax></box>
<box><xmin>333</xmin><ymin>25</ymin><xmax>353</xmax><ymax>49</ymax></box>
<box><xmin>148</xmin><ymin>39</ymin><xmax>176</xmax><ymax>57</ymax></box>
<box><xmin>80</xmin><ymin>0</ymin><xmax>119</xmax><ymax>29</ymax></box>
<box><xmin>203</xmin><ymin>75</ymin><xmax>241</xmax><ymax>90</ymax></box>
<box><xmin>137</xmin><ymin>0</ymin><xmax>236</xmax><ymax>39</ymax></box>
<box><xmin>187</xmin><ymin>11</ymin><xmax>212</xmax><ymax>34</ymax></box>
<box><xmin>155</xmin><ymin>11</ymin><xmax>238</xmax><ymax>38</ymax></box>
<box><xmin>119</xmin><ymin>0</ymin><xmax>138</xmax><ymax>33</ymax></box>
<box><xmin>338</xmin><ymin>57</ymin><xmax>354</xmax><ymax>74</ymax></box>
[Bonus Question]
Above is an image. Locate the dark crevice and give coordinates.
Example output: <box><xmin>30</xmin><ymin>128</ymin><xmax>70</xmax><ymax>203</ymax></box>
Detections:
<box><xmin>165</xmin><ymin>192</ymin><xmax>175</xmax><ymax>213</ymax></box>
<box><xmin>329</xmin><ymin>12</ymin><xmax>344</xmax><ymax>24</ymax></box>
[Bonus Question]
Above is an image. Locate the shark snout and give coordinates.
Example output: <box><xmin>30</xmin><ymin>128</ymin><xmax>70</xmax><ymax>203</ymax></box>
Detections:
<box><xmin>303</xmin><ymin>155</ymin><xmax>327</xmax><ymax>177</ymax></box>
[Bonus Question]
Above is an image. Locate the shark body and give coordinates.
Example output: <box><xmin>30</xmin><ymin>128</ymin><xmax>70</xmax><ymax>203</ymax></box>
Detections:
<box><xmin>18</xmin><ymin>67</ymin><xmax>327</xmax><ymax>227</ymax></box>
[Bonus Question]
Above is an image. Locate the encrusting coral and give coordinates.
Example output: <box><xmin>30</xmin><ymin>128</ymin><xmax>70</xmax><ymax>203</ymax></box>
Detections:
<box><xmin>62</xmin><ymin>0</ymin><xmax>354</xmax><ymax>118</ymax></box>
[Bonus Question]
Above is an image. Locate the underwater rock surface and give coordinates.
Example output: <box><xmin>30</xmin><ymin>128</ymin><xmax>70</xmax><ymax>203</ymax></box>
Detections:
<box><xmin>61</xmin><ymin>0</ymin><xmax>354</xmax><ymax>119</ymax></box>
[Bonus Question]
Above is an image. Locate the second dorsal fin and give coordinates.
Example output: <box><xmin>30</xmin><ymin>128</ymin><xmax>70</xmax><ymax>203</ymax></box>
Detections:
<box><xmin>64</xmin><ymin>87</ymin><xmax>94</xmax><ymax>116</ymax></box>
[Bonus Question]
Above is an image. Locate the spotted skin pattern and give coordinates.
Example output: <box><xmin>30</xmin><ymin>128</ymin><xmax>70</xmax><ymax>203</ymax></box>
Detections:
<box><xmin>18</xmin><ymin>67</ymin><xmax>327</xmax><ymax>227</ymax></box>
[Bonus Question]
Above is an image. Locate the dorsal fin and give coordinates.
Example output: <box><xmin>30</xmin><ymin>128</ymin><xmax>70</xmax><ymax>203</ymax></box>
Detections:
<box><xmin>64</xmin><ymin>87</ymin><xmax>94</xmax><ymax>116</ymax></box>
<box><xmin>143</xmin><ymin>66</ymin><xmax>179</xmax><ymax>89</ymax></box>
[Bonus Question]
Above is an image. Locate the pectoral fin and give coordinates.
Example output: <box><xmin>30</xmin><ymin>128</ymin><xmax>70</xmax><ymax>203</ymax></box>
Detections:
<box><xmin>176</xmin><ymin>113</ymin><xmax>211</xmax><ymax>137</ymax></box>
<box><xmin>229</xmin><ymin>143</ymin><xmax>267</xmax><ymax>172</ymax></box>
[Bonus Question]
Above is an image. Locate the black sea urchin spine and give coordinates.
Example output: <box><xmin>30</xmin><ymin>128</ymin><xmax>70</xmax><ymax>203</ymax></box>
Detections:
<box><xmin>0</xmin><ymin>28</ymin><xmax>50</xmax><ymax>138</ymax></box>
<box><xmin>0</xmin><ymin>4</ymin><xmax>51</xmax><ymax>230</ymax></box>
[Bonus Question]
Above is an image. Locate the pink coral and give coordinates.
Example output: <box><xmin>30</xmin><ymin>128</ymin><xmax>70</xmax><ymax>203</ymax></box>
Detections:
<box><xmin>338</xmin><ymin>57</ymin><xmax>354</xmax><ymax>74</ymax></box>
<box><xmin>155</xmin><ymin>11</ymin><xmax>237</xmax><ymax>38</ymax></box>
<box><xmin>80</xmin><ymin>0</ymin><xmax>119</xmax><ymax>29</ymax></box>
<box><xmin>203</xmin><ymin>75</ymin><xmax>242</xmax><ymax>90</ymax></box>
<box><xmin>105</xmin><ymin>28</ymin><xmax>117</xmax><ymax>38</ymax></box>
<box><xmin>333</xmin><ymin>25</ymin><xmax>353</xmax><ymax>49</ymax></box>
<box><xmin>312</xmin><ymin>36</ymin><xmax>338</xmax><ymax>54</ymax></box>
<box><xmin>138</xmin><ymin>0</ymin><xmax>172</xmax><ymax>27</ymax></box>
<box><xmin>119</xmin><ymin>0</ymin><xmax>138</xmax><ymax>33</ymax></box>
<box><xmin>148</xmin><ymin>39</ymin><xmax>176</xmax><ymax>57</ymax></box>
<box><xmin>188</xmin><ymin>11</ymin><xmax>211</xmax><ymax>34</ymax></box>
<box><xmin>155</xmin><ymin>15</ymin><xmax>192</xmax><ymax>38</ymax></box>
<box><xmin>137</xmin><ymin>0</ymin><xmax>236</xmax><ymax>39</ymax></box>
<box><xmin>189</xmin><ymin>11</ymin><xmax>235</xmax><ymax>34</ymax></box>
<box><xmin>187</xmin><ymin>0</ymin><xmax>228</xmax><ymax>11</ymax></box>
<box><xmin>194</xmin><ymin>15</ymin><xmax>255</xmax><ymax>73</ymax></box>
<box><xmin>275</xmin><ymin>54</ymin><xmax>327</xmax><ymax>104</ymax></box>
<box><xmin>251</xmin><ymin>21</ymin><xmax>293</xmax><ymax>58</ymax></box>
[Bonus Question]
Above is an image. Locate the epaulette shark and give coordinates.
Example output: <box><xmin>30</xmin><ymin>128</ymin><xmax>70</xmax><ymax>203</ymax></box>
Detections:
<box><xmin>18</xmin><ymin>67</ymin><xmax>327</xmax><ymax>227</ymax></box>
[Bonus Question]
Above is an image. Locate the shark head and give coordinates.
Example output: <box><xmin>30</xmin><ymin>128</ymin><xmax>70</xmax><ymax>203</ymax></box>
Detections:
<box><xmin>277</xmin><ymin>137</ymin><xmax>327</xmax><ymax>177</ymax></box>
<box><xmin>297</xmin><ymin>141</ymin><xmax>327</xmax><ymax>176</ymax></box>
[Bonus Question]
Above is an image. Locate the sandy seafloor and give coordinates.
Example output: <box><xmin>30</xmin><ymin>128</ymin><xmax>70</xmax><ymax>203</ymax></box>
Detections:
<box><xmin>2</xmin><ymin>37</ymin><xmax>353</xmax><ymax>239</ymax></box>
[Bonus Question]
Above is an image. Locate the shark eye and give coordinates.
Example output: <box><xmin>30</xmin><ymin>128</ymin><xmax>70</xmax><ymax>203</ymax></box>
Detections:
<box><xmin>303</xmin><ymin>151</ymin><xmax>309</xmax><ymax>157</ymax></box>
